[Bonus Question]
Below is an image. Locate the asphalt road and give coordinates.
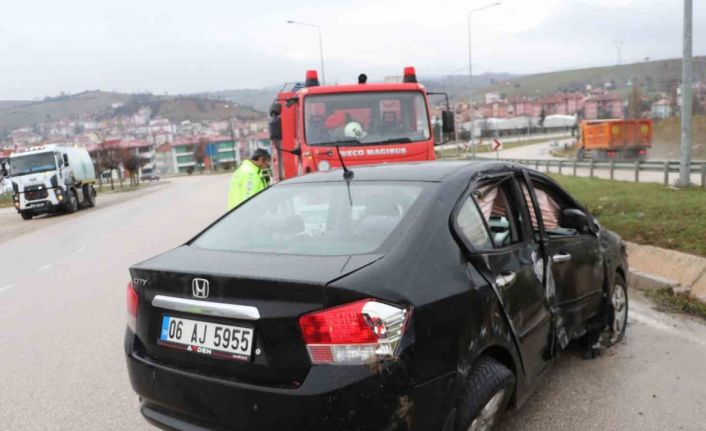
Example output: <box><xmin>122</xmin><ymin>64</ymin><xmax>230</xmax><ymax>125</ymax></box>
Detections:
<box><xmin>1</xmin><ymin>173</ymin><xmax>705</xmax><ymax>431</ymax></box>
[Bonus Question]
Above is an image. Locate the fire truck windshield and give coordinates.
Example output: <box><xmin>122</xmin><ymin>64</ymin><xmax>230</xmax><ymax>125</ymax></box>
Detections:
<box><xmin>304</xmin><ymin>91</ymin><xmax>431</xmax><ymax>147</ymax></box>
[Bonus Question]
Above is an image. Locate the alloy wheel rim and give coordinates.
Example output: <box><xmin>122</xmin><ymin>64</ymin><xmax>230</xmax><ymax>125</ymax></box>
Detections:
<box><xmin>610</xmin><ymin>284</ymin><xmax>627</xmax><ymax>343</ymax></box>
<box><xmin>468</xmin><ymin>388</ymin><xmax>506</xmax><ymax>431</ymax></box>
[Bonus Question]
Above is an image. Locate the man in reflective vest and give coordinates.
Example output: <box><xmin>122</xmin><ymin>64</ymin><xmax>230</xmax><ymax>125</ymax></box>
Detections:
<box><xmin>227</xmin><ymin>149</ymin><xmax>271</xmax><ymax>210</ymax></box>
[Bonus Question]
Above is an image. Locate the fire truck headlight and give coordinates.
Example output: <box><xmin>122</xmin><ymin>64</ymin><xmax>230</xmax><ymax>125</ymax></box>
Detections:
<box><xmin>317</xmin><ymin>161</ymin><xmax>330</xmax><ymax>171</ymax></box>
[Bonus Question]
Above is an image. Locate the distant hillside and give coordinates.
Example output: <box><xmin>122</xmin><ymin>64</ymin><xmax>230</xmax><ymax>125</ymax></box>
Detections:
<box><xmin>423</xmin><ymin>73</ymin><xmax>521</xmax><ymax>102</ymax></box>
<box><xmin>209</xmin><ymin>73</ymin><xmax>521</xmax><ymax>111</ymax></box>
<box><xmin>0</xmin><ymin>91</ymin><xmax>134</xmax><ymax>131</ymax></box>
<box><xmin>0</xmin><ymin>91</ymin><xmax>263</xmax><ymax>132</ymax></box>
<box><xmin>0</xmin><ymin>100</ymin><xmax>31</xmax><ymax>110</ymax></box>
<box><xmin>479</xmin><ymin>57</ymin><xmax>706</xmax><ymax>101</ymax></box>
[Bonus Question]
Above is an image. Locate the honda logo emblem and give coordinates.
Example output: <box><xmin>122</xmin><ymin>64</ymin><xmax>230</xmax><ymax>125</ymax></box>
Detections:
<box><xmin>192</xmin><ymin>278</ymin><xmax>209</xmax><ymax>299</ymax></box>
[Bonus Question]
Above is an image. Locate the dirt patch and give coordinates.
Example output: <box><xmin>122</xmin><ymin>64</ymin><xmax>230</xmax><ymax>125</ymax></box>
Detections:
<box><xmin>650</xmin><ymin>115</ymin><xmax>706</xmax><ymax>160</ymax></box>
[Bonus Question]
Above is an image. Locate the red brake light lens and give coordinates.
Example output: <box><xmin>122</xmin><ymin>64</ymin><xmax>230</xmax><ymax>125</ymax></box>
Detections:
<box><xmin>300</xmin><ymin>301</ymin><xmax>378</xmax><ymax>344</ymax></box>
<box><xmin>127</xmin><ymin>281</ymin><xmax>138</xmax><ymax>331</ymax></box>
<box><xmin>299</xmin><ymin>299</ymin><xmax>410</xmax><ymax>365</ymax></box>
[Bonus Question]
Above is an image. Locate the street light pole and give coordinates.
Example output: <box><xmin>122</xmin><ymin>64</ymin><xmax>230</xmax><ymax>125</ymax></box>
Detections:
<box><xmin>467</xmin><ymin>2</ymin><xmax>501</xmax><ymax>160</ymax></box>
<box><xmin>679</xmin><ymin>0</ymin><xmax>693</xmax><ymax>186</ymax></box>
<box><xmin>287</xmin><ymin>20</ymin><xmax>326</xmax><ymax>85</ymax></box>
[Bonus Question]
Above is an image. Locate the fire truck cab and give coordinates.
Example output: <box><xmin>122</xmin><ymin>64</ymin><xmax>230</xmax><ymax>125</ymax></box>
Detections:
<box><xmin>268</xmin><ymin>67</ymin><xmax>455</xmax><ymax>182</ymax></box>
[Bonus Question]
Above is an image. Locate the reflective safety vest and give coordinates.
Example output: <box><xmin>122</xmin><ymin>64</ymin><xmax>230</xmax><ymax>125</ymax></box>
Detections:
<box><xmin>227</xmin><ymin>160</ymin><xmax>267</xmax><ymax>210</ymax></box>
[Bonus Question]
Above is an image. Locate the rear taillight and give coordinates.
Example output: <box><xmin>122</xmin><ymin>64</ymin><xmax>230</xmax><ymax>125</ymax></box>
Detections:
<box><xmin>127</xmin><ymin>281</ymin><xmax>138</xmax><ymax>332</ymax></box>
<box><xmin>639</xmin><ymin>149</ymin><xmax>646</xmax><ymax>155</ymax></box>
<box><xmin>299</xmin><ymin>299</ymin><xmax>411</xmax><ymax>365</ymax></box>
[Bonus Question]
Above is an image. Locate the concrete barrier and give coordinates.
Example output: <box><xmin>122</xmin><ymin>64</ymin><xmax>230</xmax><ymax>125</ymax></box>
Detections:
<box><xmin>627</xmin><ymin>241</ymin><xmax>706</xmax><ymax>302</ymax></box>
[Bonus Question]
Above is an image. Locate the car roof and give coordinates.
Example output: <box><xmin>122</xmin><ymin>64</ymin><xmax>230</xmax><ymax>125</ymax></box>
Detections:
<box><xmin>280</xmin><ymin>160</ymin><xmax>526</xmax><ymax>184</ymax></box>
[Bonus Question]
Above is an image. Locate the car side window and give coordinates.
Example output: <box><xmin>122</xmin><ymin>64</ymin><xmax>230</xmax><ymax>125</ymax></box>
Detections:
<box><xmin>455</xmin><ymin>196</ymin><xmax>493</xmax><ymax>250</ymax></box>
<box><xmin>473</xmin><ymin>180</ymin><xmax>522</xmax><ymax>248</ymax></box>
<box><xmin>521</xmin><ymin>178</ymin><xmax>580</xmax><ymax>236</ymax></box>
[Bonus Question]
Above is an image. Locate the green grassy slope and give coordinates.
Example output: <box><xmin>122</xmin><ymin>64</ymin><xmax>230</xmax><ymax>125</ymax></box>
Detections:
<box><xmin>479</xmin><ymin>57</ymin><xmax>706</xmax><ymax>101</ymax></box>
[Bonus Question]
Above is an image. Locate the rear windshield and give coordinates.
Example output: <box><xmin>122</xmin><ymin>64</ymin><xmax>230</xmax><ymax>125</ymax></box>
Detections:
<box><xmin>192</xmin><ymin>182</ymin><xmax>429</xmax><ymax>256</ymax></box>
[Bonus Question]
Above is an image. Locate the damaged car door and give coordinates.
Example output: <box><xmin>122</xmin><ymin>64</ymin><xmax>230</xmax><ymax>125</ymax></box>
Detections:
<box><xmin>521</xmin><ymin>172</ymin><xmax>604</xmax><ymax>346</ymax></box>
<box><xmin>457</xmin><ymin>173</ymin><xmax>553</xmax><ymax>381</ymax></box>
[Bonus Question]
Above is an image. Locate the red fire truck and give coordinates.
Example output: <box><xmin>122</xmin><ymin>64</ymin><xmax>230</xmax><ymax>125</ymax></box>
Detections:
<box><xmin>268</xmin><ymin>67</ymin><xmax>455</xmax><ymax>182</ymax></box>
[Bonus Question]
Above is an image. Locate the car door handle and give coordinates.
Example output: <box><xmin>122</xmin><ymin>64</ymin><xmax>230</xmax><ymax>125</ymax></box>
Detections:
<box><xmin>553</xmin><ymin>253</ymin><xmax>572</xmax><ymax>263</ymax></box>
<box><xmin>495</xmin><ymin>272</ymin><xmax>516</xmax><ymax>288</ymax></box>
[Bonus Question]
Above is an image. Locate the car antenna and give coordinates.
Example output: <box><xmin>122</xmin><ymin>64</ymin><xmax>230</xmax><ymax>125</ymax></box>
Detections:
<box><xmin>334</xmin><ymin>145</ymin><xmax>354</xmax><ymax>181</ymax></box>
<box><xmin>334</xmin><ymin>145</ymin><xmax>354</xmax><ymax>206</ymax></box>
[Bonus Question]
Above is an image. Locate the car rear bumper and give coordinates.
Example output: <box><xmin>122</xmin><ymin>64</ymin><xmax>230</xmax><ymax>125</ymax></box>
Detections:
<box><xmin>125</xmin><ymin>330</ymin><xmax>453</xmax><ymax>431</ymax></box>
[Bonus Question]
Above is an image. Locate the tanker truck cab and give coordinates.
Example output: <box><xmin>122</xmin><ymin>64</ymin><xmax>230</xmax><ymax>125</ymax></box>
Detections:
<box><xmin>7</xmin><ymin>145</ymin><xmax>97</xmax><ymax>220</ymax></box>
<box><xmin>269</xmin><ymin>67</ymin><xmax>455</xmax><ymax>181</ymax></box>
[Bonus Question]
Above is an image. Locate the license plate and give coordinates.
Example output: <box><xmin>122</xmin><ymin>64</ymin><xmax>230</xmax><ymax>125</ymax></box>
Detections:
<box><xmin>158</xmin><ymin>315</ymin><xmax>254</xmax><ymax>361</ymax></box>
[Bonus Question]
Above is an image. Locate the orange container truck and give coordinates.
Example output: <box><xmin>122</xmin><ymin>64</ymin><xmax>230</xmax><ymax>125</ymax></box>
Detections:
<box><xmin>576</xmin><ymin>119</ymin><xmax>652</xmax><ymax>160</ymax></box>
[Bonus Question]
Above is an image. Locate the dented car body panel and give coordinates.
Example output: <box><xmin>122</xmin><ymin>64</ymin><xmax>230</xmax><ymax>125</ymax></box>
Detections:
<box><xmin>124</xmin><ymin>161</ymin><xmax>628</xmax><ymax>431</ymax></box>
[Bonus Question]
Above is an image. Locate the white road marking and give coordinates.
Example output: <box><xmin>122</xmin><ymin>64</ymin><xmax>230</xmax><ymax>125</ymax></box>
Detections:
<box><xmin>630</xmin><ymin>309</ymin><xmax>706</xmax><ymax>348</ymax></box>
<box><xmin>0</xmin><ymin>284</ymin><xmax>14</xmax><ymax>293</ymax></box>
<box><xmin>38</xmin><ymin>262</ymin><xmax>57</xmax><ymax>271</ymax></box>
<box><xmin>74</xmin><ymin>246</ymin><xmax>86</xmax><ymax>253</ymax></box>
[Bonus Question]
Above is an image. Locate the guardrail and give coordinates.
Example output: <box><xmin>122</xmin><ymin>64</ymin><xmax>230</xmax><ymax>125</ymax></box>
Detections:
<box><xmin>473</xmin><ymin>157</ymin><xmax>706</xmax><ymax>187</ymax></box>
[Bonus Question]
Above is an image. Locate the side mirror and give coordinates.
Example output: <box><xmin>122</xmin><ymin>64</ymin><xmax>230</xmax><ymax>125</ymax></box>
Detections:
<box><xmin>559</xmin><ymin>208</ymin><xmax>591</xmax><ymax>234</ymax></box>
<box><xmin>269</xmin><ymin>102</ymin><xmax>281</xmax><ymax>117</ymax></box>
<box><xmin>269</xmin><ymin>117</ymin><xmax>282</xmax><ymax>141</ymax></box>
<box><xmin>442</xmin><ymin>110</ymin><xmax>455</xmax><ymax>133</ymax></box>
<box><xmin>63</xmin><ymin>154</ymin><xmax>69</xmax><ymax>167</ymax></box>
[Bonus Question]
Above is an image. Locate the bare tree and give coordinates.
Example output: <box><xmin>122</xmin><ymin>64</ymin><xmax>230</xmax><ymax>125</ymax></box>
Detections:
<box><xmin>194</xmin><ymin>138</ymin><xmax>208</xmax><ymax>174</ymax></box>
<box><xmin>120</xmin><ymin>148</ymin><xmax>143</xmax><ymax>186</ymax></box>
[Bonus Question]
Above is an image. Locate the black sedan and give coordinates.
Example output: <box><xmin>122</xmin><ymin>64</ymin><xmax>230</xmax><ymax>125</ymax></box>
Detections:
<box><xmin>124</xmin><ymin>161</ymin><xmax>628</xmax><ymax>431</ymax></box>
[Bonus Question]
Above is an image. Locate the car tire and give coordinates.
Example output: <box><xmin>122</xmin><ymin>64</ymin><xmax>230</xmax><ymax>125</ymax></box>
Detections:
<box><xmin>455</xmin><ymin>356</ymin><xmax>515</xmax><ymax>431</ymax></box>
<box><xmin>84</xmin><ymin>185</ymin><xmax>96</xmax><ymax>208</ymax></box>
<box><xmin>20</xmin><ymin>211</ymin><xmax>33</xmax><ymax>220</ymax></box>
<box><xmin>66</xmin><ymin>190</ymin><xmax>78</xmax><ymax>213</ymax></box>
<box><xmin>596</xmin><ymin>273</ymin><xmax>628</xmax><ymax>349</ymax></box>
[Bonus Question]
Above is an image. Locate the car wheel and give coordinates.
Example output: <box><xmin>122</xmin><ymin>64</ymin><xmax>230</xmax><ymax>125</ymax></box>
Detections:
<box><xmin>20</xmin><ymin>211</ymin><xmax>33</xmax><ymax>220</ymax></box>
<box><xmin>596</xmin><ymin>273</ymin><xmax>628</xmax><ymax>348</ymax></box>
<box><xmin>455</xmin><ymin>357</ymin><xmax>515</xmax><ymax>431</ymax></box>
<box><xmin>66</xmin><ymin>190</ymin><xmax>78</xmax><ymax>213</ymax></box>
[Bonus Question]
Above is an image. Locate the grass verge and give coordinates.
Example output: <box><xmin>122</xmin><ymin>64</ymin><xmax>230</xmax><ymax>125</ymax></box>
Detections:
<box><xmin>641</xmin><ymin>287</ymin><xmax>706</xmax><ymax>321</ymax></box>
<box><xmin>550</xmin><ymin>174</ymin><xmax>706</xmax><ymax>257</ymax></box>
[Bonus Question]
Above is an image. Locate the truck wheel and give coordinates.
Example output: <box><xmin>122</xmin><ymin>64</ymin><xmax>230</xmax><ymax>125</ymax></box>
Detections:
<box><xmin>66</xmin><ymin>190</ymin><xmax>79</xmax><ymax>213</ymax></box>
<box><xmin>595</xmin><ymin>273</ymin><xmax>629</xmax><ymax>349</ymax></box>
<box><xmin>455</xmin><ymin>356</ymin><xmax>515</xmax><ymax>431</ymax></box>
<box><xmin>576</xmin><ymin>148</ymin><xmax>585</xmax><ymax>161</ymax></box>
<box><xmin>84</xmin><ymin>185</ymin><xmax>96</xmax><ymax>208</ymax></box>
<box><xmin>20</xmin><ymin>211</ymin><xmax>33</xmax><ymax>221</ymax></box>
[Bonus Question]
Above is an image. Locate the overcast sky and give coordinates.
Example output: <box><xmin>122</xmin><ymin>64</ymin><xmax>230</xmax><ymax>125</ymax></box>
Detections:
<box><xmin>0</xmin><ymin>0</ymin><xmax>703</xmax><ymax>100</ymax></box>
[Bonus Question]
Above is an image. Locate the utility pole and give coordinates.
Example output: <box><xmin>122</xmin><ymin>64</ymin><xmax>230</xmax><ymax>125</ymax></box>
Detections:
<box><xmin>287</xmin><ymin>20</ymin><xmax>326</xmax><ymax>85</ymax></box>
<box><xmin>679</xmin><ymin>0</ymin><xmax>693</xmax><ymax>186</ymax></box>
<box><xmin>467</xmin><ymin>2</ymin><xmax>501</xmax><ymax>159</ymax></box>
<box><xmin>613</xmin><ymin>41</ymin><xmax>624</xmax><ymax>66</ymax></box>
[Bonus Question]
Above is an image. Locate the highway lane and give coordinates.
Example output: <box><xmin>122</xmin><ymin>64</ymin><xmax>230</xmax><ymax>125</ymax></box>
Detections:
<box><xmin>0</xmin><ymin>174</ymin><xmax>230</xmax><ymax>431</ymax></box>
<box><xmin>1</xmin><ymin>172</ymin><xmax>705</xmax><ymax>430</ymax></box>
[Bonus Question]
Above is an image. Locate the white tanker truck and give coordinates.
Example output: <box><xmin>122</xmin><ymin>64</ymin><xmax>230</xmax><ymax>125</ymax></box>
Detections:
<box><xmin>2</xmin><ymin>145</ymin><xmax>97</xmax><ymax>220</ymax></box>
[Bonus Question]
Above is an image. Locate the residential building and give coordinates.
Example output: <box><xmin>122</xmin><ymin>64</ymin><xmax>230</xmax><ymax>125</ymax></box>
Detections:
<box><xmin>583</xmin><ymin>93</ymin><xmax>624</xmax><ymax>120</ymax></box>
<box><xmin>651</xmin><ymin>99</ymin><xmax>673</xmax><ymax>119</ymax></box>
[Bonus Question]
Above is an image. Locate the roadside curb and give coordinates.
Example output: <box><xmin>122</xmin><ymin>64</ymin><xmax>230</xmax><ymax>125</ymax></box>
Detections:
<box><xmin>627</xmin><ymin>242</ymin><xmax>706</xmax><ymax>303</ymax></box>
